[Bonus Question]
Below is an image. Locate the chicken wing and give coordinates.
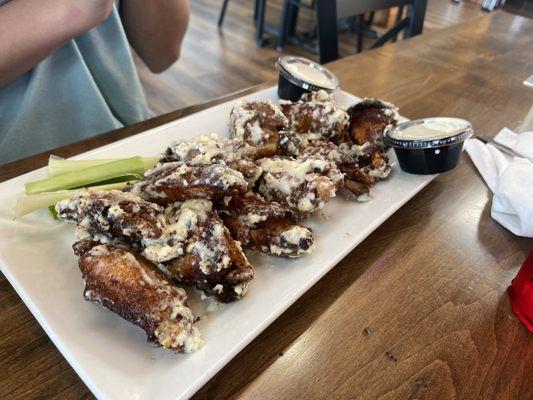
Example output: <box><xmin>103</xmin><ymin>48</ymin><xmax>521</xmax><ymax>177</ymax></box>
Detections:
<box><xmin>278</xmin><ymin>131</ymin><xmax>372</xmax><ymax>200</ymax></box>
<box><xmin>219</xmin><ymin>193</ymin><xmax>314</xmax><ymax>257</ymax></box>
<box><xmin>340</xmin><ymin>98</ymin><xmax>399</xmax><ymax>182</ymax></box>
<box><xmin>280</xmin><ymin>97</ymin><xmax>348</xmax><ymax>142</ymax></box>
<box><xmin>338</xmin><ymin>140</ymin><xmax>392</xmax><ymax>182</ymax></box>
<box><xmin>162</xmin><ymin>200</ymin><xmax>254</xmax><ymax>302</ymax></box>
<box><xmin>160</xmin><ymin>134</ymin><xmax>262</xmax><ymax>185</ymax></box>
<box><xmin>256</xmin><ymin>156</ymin><xmax>344</xmax><ymax>215</ymax></box>
<box><xmin>228</xmin><ymin>100</ymin><xmax>288</xmax><ymax>158</ymax></box>
<box><xmin>299</xmin><ymin>89</ymin><xmax>334</xmax><ymax>103</ymax></box>
<box><xmin>56</xmin><ymin>189</ymin><xmax>168</xmax><ymax>252</ymax></box>
<box><xmin>58</xmin><ymin>190</ymin><xmax>253</xmax><ymax>302</ymax></box>
<box><xmin>126</xmin><ymin>162</ymin><xmax>248</xmax><ymax>205</ymax></box>
<box><xmin>345</xmin><ymin>98</ymin><xmax>400</xmax><ymax>146</ymax></box>
<box><xmin>78</xmin><ymin>243</ymin><xmax>202</xmax><ymax>352</ymax></box>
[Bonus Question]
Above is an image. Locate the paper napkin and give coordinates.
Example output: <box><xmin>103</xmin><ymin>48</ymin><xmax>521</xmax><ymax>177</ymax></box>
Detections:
<box><xmin>465</xmin><ymin>128</ymin><xmax>533</xmax><ymax>237</ymax></box>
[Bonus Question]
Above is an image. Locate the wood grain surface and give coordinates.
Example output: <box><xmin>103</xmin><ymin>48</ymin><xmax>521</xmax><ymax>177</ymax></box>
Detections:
<box><xmin>1</xmin><ymin>11</ymin><xmax>532</xmax><ymax>400</ymax></box>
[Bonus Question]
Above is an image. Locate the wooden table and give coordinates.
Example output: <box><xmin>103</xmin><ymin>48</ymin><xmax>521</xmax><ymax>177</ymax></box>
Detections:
<box><xmin>1</xmin><ymin>11</ymin><xmax>532</xmax><ymax>400</ymax></box>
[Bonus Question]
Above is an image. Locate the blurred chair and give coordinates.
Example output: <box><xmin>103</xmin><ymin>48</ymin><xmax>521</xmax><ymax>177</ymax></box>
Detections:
<box><xmin>277</xmin><ymin>0</ymin><xmax>428</xmax><ymax>63</ymax></box>
<box><xmin>218</xmin><ymin>0</ymin><xmax>260</xmax><ymax>27</ymax></box>
<box><xmin>218</xmin><ymin>0</ymin><xmax>272</xmax><ymax>46</ymax></box>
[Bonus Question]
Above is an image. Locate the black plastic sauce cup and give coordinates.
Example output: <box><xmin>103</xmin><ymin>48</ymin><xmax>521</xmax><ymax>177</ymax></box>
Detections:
<box><xmin>277</xmin><ymin>56</ymin><xmax>339</xmax><ymax>101</ymax></box>
<box><xmin>384</xmin><ymin>118</ymin><xmax>473</xmax><ymax>175</ymax></box>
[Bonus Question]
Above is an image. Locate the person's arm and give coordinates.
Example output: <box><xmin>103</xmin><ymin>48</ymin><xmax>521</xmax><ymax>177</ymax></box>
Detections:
<box><xmin>120</xmin><ymin>0</ymin><xmax>190</xmax><ymax>74</ymax></box>
<box><xmin>0</xmin><ymin>0</ymin><xmax>114</xmax><ymax>87</ymax></box>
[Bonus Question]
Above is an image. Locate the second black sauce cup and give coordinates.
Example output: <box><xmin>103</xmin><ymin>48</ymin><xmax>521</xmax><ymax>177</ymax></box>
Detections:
<box><xmin>277</xmin><ymin>56</ymin><xmax>339</xmax><ymax>101</ymax></box>
<box><xmin>384</xmin><ymin>118</ymin><xmax>473</xmax><ymax>175</ymax></box>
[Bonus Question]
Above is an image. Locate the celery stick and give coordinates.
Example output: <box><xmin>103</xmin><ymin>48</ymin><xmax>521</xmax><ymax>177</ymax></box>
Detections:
<box><xmin>48</xmin><ymin>156</ymin><xmax>158</xmax><ymax>177</ymax></box>
<box><xmin>26</xmin><ymin>157</ymin><xmax>145</xmax><ymax>194</ymax></box>
<box><xmin>48</xmin><ymin>205</ymin><xmax>59</xmax><ymax>220</ymax></box>
<box><xmin>88</xmin><ymin>175</ymin><xmax>142</xmax><ymax>186</ymax></box>
<box><xmin>12</xmin><ymin>182</ymin><xmax>130</xmax><ymax>219</ymax></box>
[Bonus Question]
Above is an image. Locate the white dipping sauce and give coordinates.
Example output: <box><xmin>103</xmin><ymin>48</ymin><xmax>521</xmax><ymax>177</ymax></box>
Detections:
<box><xmin>285</xmin><ymin>63</ymin><xmax>336</xmax><ymax>89</ymax></box>
<box><xmin>390</xmin><ymin>118</ymin><xmax>470</xmax><ymax>140</ymax></box>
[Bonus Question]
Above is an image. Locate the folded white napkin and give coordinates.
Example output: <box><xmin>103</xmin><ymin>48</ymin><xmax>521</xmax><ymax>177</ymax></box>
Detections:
<box><xmin>464</xmin><ymin>128</ymin><xmax>533</xmax><ymax>237</ymax></box>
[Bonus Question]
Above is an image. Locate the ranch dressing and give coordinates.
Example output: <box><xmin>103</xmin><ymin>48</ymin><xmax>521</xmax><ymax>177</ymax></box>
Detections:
<box><xmin>285</xmin><ymin>63</ymin><xmax>336</xmax><ymax>89</ymax></box>
<box><xmin>390</xmin><ymin>118</ymin><xmax>471</xmax><ymax>140</ymax></box>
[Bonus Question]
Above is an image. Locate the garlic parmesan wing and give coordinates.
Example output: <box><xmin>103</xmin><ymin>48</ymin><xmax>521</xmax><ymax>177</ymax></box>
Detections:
<box><xmin>56</xmin><ymin>189</ymin><xmax>186</xmax><ymax>264</ymax></box>
<box><xmin>280</xmin><ymin>99</ymin><xmax>348</xmax><ymax>142</ymax></box>
<box><xmin>228</xmin><ymin>100</ymin><xmax>288</xmax><ymax>158</ymax></box>
<box><xmin>58</xmin><ymin>191</ymin><xmax>254</xmax><ymax>302</ymax></box>
<box><xmin>338</xmin><ymin>141</ymin><xmax>392</xmax><ymax>183</ymax></box>
<box><xmin>220</xmin><ymin>194</ymin><xmax>314</xmax><ymax>258</ymax></box>
<box><xmin>126</xmin><ymin>162</ymin><xmax>248</xmax><ymax>205</ymax></box>
<box><xmin>160</xmin><ymin>134</ymin><xmax>262</xmax><ymax>185</ymax></box>
<box><xmin>346</xmin><ymin>98</ymin><xmax>400</xmax><ymax>146</ymax></box>
<box><xmin>78</xmin><ymin>244</ymin><xmax>202</xmax><ymax>352</ymax></box>
<box><xmin>256</xmin><ymin>156</ymin><xmax>344</xmax><ymax>215</ymax></box>
<box><xmin>299</xmin><ymin>90</ymin><xmax>334</xmax><ymax>103</ymax></box>
<box><xmin>338</xmin><ymin>98</ymin><xmax>399</xmax><ymax>183</ymax></box>
<box><xmin>163</xmin><ymin>201</ymin><xmax>254</xmax><ymax>302</ymax></box>
<box><xmin>278</xmin><ymin>131</ymin><xmax>372</xmax><ymax>200</ymax></box>
<box><xmin>56</xmin><ymin>189</ymin><xmax>167</xmax><ymax>250</ymax></box>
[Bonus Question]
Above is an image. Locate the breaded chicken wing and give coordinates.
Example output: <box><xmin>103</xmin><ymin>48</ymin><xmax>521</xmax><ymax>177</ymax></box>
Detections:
<box><xmin>163</xmin><ymin>201</ymin><xmax>254</xmax><ymax>302</ymax></box>
<box><xmin>338</xmin><ymin>141</ymin><xmax>392</xmax><ymax>182</ymax></box>
<box><xmin>160</xmin><ymin>134</ymin><xmax>262</xmax><ymax>185</ymax></box>
<box><xmin>219</xmin><ymin>194</ymin><xmax>314</xmax><ymax>257</ymax></box>
<box><xmin>126</xmin><ymin>162</ymin><xmax>248</xmax><ymax>205</ymax></box>
<box><xmin>299</xmin><ymin>90</ymin><xmax>334</xmax><ymax>103</ymax></box>
<box><xmin>278</xmin><ymin>131</ymin><xmax>372</xmax><ymax>199</ymax></box>
<box><xmin>56</xmin><ymin>189</ymin><xmax>167</xmax><ymax>251</ymax></box>
<box><xmin>256</xmin><ymin>156</ymin><xmax>344</xmax><ymax>215</ymax></box>
<box><xmin>228</xmin><ymin>100</ymin><xmax>288</xmax><ymax>158</ymax></box>
<box><xmin>58</xmin><ymin>191</ymin><xmax>253</xmax><ymax>302</ymax></box>
<box><xmin>78</xmin><ymin>244</ymin><xmax>202</xmax><ymax>352</ymax></box>
<box><xmin>339</xmin><ymin>98</ymin><xmax>399</xmax><ymax>183</ymax></box>
<box><xmin>280</xmin><ymin>98</ymin><xmax>348</xmax><ymax>142</ymax></box>
<box><xmin>56</xmin><ymin>190</ymin><xmax>187</xmax><ymax>263</ymax></box>
<box><xmin>346</xmin><ymin>98</ymin><xmax>400</xmax><ymax>146</ymax></box>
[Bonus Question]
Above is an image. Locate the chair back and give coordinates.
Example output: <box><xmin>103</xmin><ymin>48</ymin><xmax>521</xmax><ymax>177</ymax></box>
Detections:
<box><xmin>337</xmin><ymin>0</ymin><xmax>412</xmax><ymax>18</ymax></box>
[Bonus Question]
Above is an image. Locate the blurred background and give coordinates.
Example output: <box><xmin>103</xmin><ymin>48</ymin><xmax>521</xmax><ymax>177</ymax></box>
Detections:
<box><xmin>137</xmin><ymin>0</ymin><xmax>533</xmax><ymax>115</ymax></box>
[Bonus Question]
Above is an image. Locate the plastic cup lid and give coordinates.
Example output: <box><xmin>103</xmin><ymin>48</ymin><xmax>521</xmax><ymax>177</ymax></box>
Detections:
<box><xmin>278</xmin><ymin>56</ymin><xmax>339</xmax><ymax>92</ymax></box>
<box><xmin>385</xmin><ymin>117</ymin><xmax>473</xmax><ymax>149</ymax></box>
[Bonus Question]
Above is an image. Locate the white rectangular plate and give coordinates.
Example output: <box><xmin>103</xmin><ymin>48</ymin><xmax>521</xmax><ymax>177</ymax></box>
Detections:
<box><xmin>0</xmin><ymin>87</ymin><xmax>436</xmax><ymax>400</ymax></box>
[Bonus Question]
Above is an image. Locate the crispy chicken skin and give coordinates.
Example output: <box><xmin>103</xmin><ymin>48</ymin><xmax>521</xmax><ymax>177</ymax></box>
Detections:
<box><xmin>256</xmin><ymin>156</ymin><xmax>344</xmax><ymax>215</ymax></box>
<box><xmin>279</xmin><ymin>99</ymin><xmax>348</xmax><ymax>142</ymax></box>
<box><xmin>126</xmin><ymin>162</ymin><xmax>248</xmax><ymax>206</ymax></box>
<box><xmin>278</xmin><ymin>131</ymin><xmax>372</xmax><ymax>199</ymax></box>
<box><xmin>55</xmin><ymin>93</ymin><xmax>403</xmax><ymax>354</ymax></box>
<box><xmin>219</xmin><ymin>192</ymin><xmax>292</xmax><ymax>221</ymax></box>
<box><xmin>219</xmin><ymin>194</ymin><xmax>314</xmax><ymax>257</ymax></box>
<box><xmin>57</xmin><ymin>190</ymin><xmax>186</xmax><ymax>266</ymax></box>
<box><xmin>78</xmin><ymin>244</ymin><xmax>202</xmax><ymax>352</ymax></box>
<box><xmin>336</xmin><ymin>98</ymin><xmax>399</xmax><ymax>183</ymax></box>
<box><xmin>338</xmin><ymin>140</ymin><xmax>392</xmax><ymax>183</ymax></box>
<box><xmin>346</xmin><ymin>98</ymin><xmax>400</xmax><ymax>145</ymax></box>
<box><xmin>58</xmin><ymin>191</ymin><xmax>253</xmax><ymax>302</ymax></box>
<box><xmin>56</xmin><ymin>189</ymin><xmax>166</xmax><ymax>250</ymax></box>
<box><xmin>299</xmin><ymin>89</ymin><xmax>334</xmax><ymax>103</ymax></box>
<box><xmin>228</xmin><ymin>100</ymin><xmax>288</xmax><ymax>158</ymax></box>
<box><xmin>163</xmin><ymin>202</ymin><xmax>254</xmax><ymax>302</ymax></box>
<box><xmin>160</xmin><ymin>134</ymin><xmax>262</xmax><ymax>185</ymax></box>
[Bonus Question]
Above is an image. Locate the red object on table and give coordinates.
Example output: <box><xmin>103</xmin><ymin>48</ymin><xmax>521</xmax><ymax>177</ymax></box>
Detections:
<box><xmin>508</xmin><ymin>249</ymin><xmax>533</xmax><ymax>333</ymax></box>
